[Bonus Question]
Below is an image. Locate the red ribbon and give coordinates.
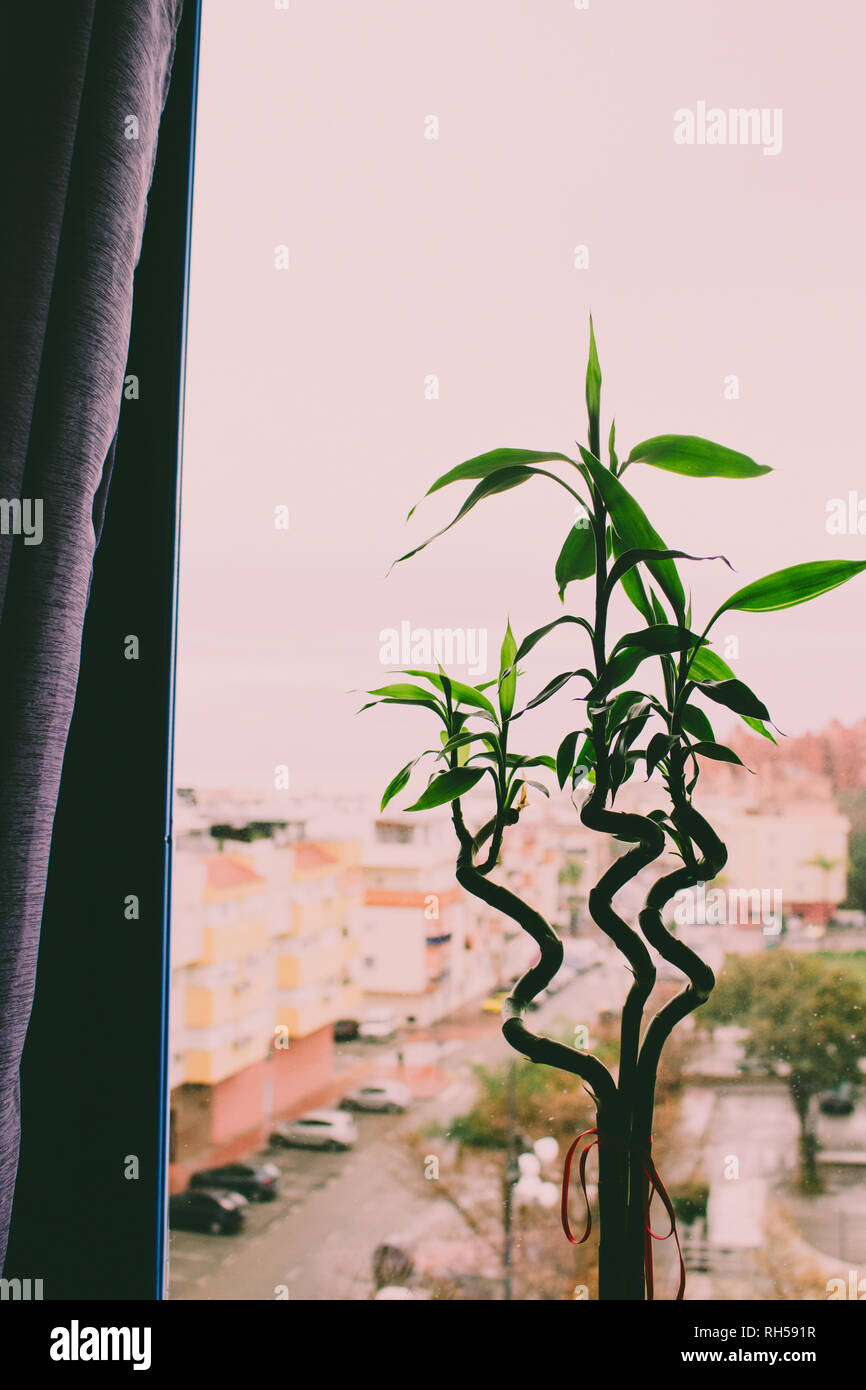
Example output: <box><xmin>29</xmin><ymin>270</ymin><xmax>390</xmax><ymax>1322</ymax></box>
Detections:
<box><xmin>560</xmin><ymin>1127</ymin><xmax>686</xmax><ymax>1300</ymax></box>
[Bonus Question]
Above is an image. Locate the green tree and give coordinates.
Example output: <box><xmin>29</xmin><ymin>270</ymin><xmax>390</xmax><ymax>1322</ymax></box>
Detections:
<box><xmin>705</xmin><ymin>952</ymin><xmax>866</xmax><ymax>1190</ymax></box>
<box><xmin>558</xmin><ymin>858</ymin><xmax>584</xmax><ymax>887</ymax></box>
<box><xmin>846</xmin><ymin>833</ymin><xmax>866</xmax><ymax>913</ymax></box>
<box><xmin>836</xmin><ymin>790</ymin><xmax>866</xmax><ymax>913</ymax></box>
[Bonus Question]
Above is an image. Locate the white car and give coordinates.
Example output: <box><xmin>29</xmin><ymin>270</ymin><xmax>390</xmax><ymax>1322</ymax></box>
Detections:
<box><xmin>358</xmin><ymin>1014</ymin><xmax>399</xmax><ymax>1043</ymax></box>
<box><xmin>340</xmin><ymin>1081</ymin><xmax>412</xmax><ymax>1114</ymax></box>
<box><xmin>270</xmin><ymin>1109</ymin><xmax>358</xmax><ymax>1151</ymax></box>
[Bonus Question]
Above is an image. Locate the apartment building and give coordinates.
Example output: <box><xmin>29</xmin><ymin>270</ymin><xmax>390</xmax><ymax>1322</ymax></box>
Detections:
<box><xmin>168</xmin><ymin>803</ymin><xmax>362</xmax><ymax>1183</ymax></box>
<box><xmin>696</xmin><ymin>761</ymin><xmax>850</xmax><ymax>926</ymax></box>
<box><xmin>358</xmin><ymin>814</ymin><xmax>467</xmax><ymax>1024</ymax></box>
<box><xmin>357</xmin><ymin>807</ymin><xmax>546</xmax><ymax>1023</ymax></box>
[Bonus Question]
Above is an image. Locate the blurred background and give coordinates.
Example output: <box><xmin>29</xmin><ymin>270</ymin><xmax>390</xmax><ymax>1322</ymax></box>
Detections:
<box><xmin>167</xmin><ymin>0</ymin><xmax>866</xmax><ymax>1300</ymax></box>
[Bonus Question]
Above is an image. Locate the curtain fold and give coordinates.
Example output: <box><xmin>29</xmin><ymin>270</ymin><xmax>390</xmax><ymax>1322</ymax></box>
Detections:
<box><xmin>0</xmin><ymin>0</ymin><xmax>183</xmax><ymax>1270</ymax></box>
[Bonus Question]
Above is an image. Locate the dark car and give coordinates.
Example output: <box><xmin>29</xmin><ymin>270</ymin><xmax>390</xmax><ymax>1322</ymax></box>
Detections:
<box><xmin>168</xmin><ymin>1189</ymin><xmax>247</xmax><ymax>1235</ymax></box>
<box><xmin>189</xmin><ymin>1161</ymin><xmax>280</xmax><ymax>1201</ymax></box>
<box><xmin>334</xmin><ymin>1018</ymin><xmax>360</xmax><ymax>1042</ymax></box>
<box><xmin>819</xmin><ymin>1083</ymin><xmax>855</xmax><ymax>1116</ymax></box>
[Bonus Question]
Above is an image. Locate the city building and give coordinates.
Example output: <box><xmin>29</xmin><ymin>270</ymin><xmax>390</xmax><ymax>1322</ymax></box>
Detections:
<box><xmin>168</xmin><ymin>800</ymin><xmax>362</xmax><ymax>1187</ymax></box>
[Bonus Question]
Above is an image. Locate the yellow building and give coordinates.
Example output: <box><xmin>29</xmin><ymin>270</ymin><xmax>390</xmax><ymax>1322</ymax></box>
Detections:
<box><xmin>169</xmin><ymin>825</ymin><xmax>362</xmax><ymax>1182</ymax></box>
<box><xmin>273</xmin><ymin>839</ymin><xmax>362</xmax><ymax>1043</ymax></box>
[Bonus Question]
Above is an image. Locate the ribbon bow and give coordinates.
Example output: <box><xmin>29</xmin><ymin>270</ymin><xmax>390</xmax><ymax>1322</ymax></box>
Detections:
<box><xmin>560</xmin><ymin>1127</ymin><xmax>686</xmax><ymax>1300</ymax></box>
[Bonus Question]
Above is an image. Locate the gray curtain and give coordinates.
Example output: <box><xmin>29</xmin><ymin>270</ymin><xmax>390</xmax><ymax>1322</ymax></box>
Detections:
<box><xmin>0</xmin><ymin>0</ymin><xmax>183</xmax><ymax>1271</ymax></box>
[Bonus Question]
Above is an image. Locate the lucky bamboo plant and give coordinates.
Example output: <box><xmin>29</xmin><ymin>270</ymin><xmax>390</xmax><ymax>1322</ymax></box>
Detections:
<box><xmin>361</xmin><ymin>319</ymin><xmax>866</xmax><ymax>1300</ymax></box>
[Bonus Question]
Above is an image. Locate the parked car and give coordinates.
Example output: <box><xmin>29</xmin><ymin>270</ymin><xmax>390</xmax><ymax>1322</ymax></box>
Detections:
<box><xmin>358</xmin><ymin>1014</ymin><xmax>399</xmax><ymax>1042</ymax></box>
<box><xmin>189</xmin><ymin>1162</ymin><xmax>280</xmax><ymax>1202</ymax></box>
<box><xmin>481</xmin><ymin>989</ymin><xmax>510</xmax><ymax>1015</ymax></box>
<box><xmin>819</xmin><ymin>1083</ymin><xmax>856</xmax><ymax>1116</ymax></box>
<box><xmin>482</xmin><ymin>988</ymin><xmax>538</xmax><ymax>1014</ymax></box>
<box><xmin>737</xmin><ymin>1055</ymin><xmax>767</xmax><ymax>1076</ymax></box>
<box><xmin>340</xmin><ymin>1081</ymin><xmax>412</xmax><ymax>1114</ymax></box>
<box><xmin>334</xmin><ymin>1018</ymin><xmax>360</xmax><ymax>1042</ymax></box>
<box><xmin>168</xmin><ymin>1189</ymin><xmax>247</xmax><ymax>1235</ymax></box>
<box><xmin>270</xmin><ymin>1109</ymin><xmax>359</xmax><ymax>1150</ymax></box>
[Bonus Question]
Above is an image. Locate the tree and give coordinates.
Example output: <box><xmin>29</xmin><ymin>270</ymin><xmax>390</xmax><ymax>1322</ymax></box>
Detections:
<box><xmin>804</xmin><ymin>853</ymin><xmax>839</xmax><ymax>920</ymax></box>
<box><xmin>361</xmin><ymin>319</ymin><xmax>866</xmax><ymax>1298</ymax></box>
<box><xmin>704</xmin><ymin>952</ymin><xmax>866</xmax><ymax>1190</ymax></box>
<box><xmin>846</xmin><ymin>832</ymin><xmax>866</xmax><ymax>913</ymax></box>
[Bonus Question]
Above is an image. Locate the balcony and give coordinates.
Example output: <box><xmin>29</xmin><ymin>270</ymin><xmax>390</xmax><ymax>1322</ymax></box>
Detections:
<box><xmin>201</xmin><ymin>914</ymin><xmax>269</xmax><ymax>965</ymax></box>
<box><xmin>276</xmin><ymin>983</ymin><xmax>362</xmax><ymax>1040</ymax></box>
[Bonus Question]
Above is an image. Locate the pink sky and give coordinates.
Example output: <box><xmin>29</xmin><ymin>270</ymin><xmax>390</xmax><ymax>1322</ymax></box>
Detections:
<box><xmin>175</xmin><ymin>0</ymin><xmax>866</xmax><ymax>795</ymax></box>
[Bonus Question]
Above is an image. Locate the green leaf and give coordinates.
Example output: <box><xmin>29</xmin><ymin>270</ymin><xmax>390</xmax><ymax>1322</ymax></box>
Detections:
<box><xmin>689</xmin><ymin>741</ymin><xmax>749</xmax><ymax>768</ymax></box>
<box><xmin>381</xmin><ymin>760</ymin><xmax>415</xmax><ymax>810</ymax></box>
<box><xmin>687</xmin><ymin>647</ymin><xmax>776</xmax><ymax>743</ymax></box>
<box><xmin>649</xmin><ymin>590</ymin><xmax>668</xmax><ymax>626</ymax></box>
<box><xmin>608</xmin><ymin>419</ymin><xmax>618</xmax><ymax>473</ymax></box>
<box><xmin>506</xmin><ymin>754</ymin><xmax>557</xmax><ymax>772</ymax></box>
<box><xmin>597</xmin><ymin>645</ymin><xmax>647</xmax><ymax>693</ymax></box>
<box><xmin>358</xmin><ymin>694</ymin><xmax>445</xmax><ymax>720</ymax></box>
<box><xmin>609</xmin><ymin>749</ymin><xmax>626</xmax><ymax>792</ymax></box>
<box><xmin>614</xmin><ymin>702</ymin><xmax>652</xmax><ymax>752</ymax></box>
<box><xmin>609</xmin><ymin>747</ymin><xmax>637</xmax><ymax>799</ymax></box>
<box><xmin>606</xmin><ymin>545</ymin><xmax>731</xmax><ymax>600</ymax></box>
<box><xmin>613</xmin><ymin>624</ymin><xmax>704</xmax><ymax>656</ymax></box>
<box><xmin>404</xmin><ymin>766</ymin><xmax>486</xmax><ymax>811</ymax></box>
<box><xmin>366</xmin><ymin>682</ymin><xmax>441</xmax><ymax>703</ymax></box>
<box><xmin>499</xmin><ymin>620</ymin><xmax>518</xmax><ymax>720</ymax></box>
<box><xmin>573</xmin><ymin>736</ymin><xmax>595</xmax><ymax>781</ymax></box>
<box><xmin>518</xmin><ymin>778</ymin><xmax>551</xmax><ymax>799</ymax></box>
<box><xmin>605</xmin><ymin>690</ymin><xmax>653</xmax><ymax>738</ymax></box>
<box><xmin>610</xmin><ymin>529</ymin><xmax>653</xmax><ymax>623</ymax></box>
<box><xmin>646</xmin><ymin>732</ymin><xmax>678</xmax><ymax>778</ymax></box>
<box><xmin>586</xmin><ymin>316</ymin><xmax>602</xmax><ymax>456</ymax></box>
<box><xmin>520</xmin><ymin>669</ymin><xmax>589</xmax><ymax>714</ymax></box>
<box><xmin>596</xmin><ymin>635</ymin><xmax>693</xmax><ymax>702</ymax></box>
<box><xmin>555</xmin><ymin>521</ymin><xmax>596</xmax><ymax>599</ymax></box>
<box><xmin>556</xmin><ymin>731</ymin><xmax>580</xmax><ymax>789</ymax></box>
<box><xmin>440</xmin><ymin>731</ymin><xmax>497</xmax><ymax>756</ymax></box>
<box><xmin>711</xmin><ymin>560</ymin><xmax>866</xmax><ymax>623</ymax></box>
<box><xmin>515</xmin><ymin>614</ymin><xmax>594</xmax><ymax>664</ymax></box>
<box><xmin>626</xmin><ymin>434</ymin><xmax>770</xmax><ymax>479</ymax></box>
<box><xmin>680</xmin><ymin>704</ymin><xmax>716</xmax><ymax>743</ymax></box>
<box><xmin>578</xmin><ymin>446</ymin><xmax>685</xmax><ymax>618</ymax></box>
<box><xmin>687</xmin><ymin>647</ymin><xmax>733</xmax><ymax>682</ymax></box>
<box><xmin>409</xmin><ymin>447</ymin><xmax>577</xmax><ymax>517</ymax></box>
<box><xmin>396</xmin><ymin>670</ymin><xmax>497</xmax><ymax>719</ymax></box>
<box><xmin>392</xmin><ymin>467</ymin><xmax>556</xmax><ymax>569</ymax></box>
<box><xmin>439</xmin><ymin>729</ymin><xmax>476</xmax><ymax>768</ymax></box>
<box><xmin>693</xmin><ymin>678</ymin><xmax>770</xmax><ymax>721</ymax></box>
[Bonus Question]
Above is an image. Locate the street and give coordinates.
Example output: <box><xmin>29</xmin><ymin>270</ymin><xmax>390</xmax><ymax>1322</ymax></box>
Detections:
<box><xmin>169</xmin><ymin>952</ymin><xmax>626</xmax><ymax>1299</ymax></box>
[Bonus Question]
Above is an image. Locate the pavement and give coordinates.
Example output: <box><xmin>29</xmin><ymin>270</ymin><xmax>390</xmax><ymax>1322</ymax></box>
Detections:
<box><xmin>168</xmin><ymin>953</ymin><xmax>866</xmax><ymax>1300</ymax></box>
<box><xmin>168</xmin><ymin>956</ymin><xmax>625</xmax><ymax>1299</ymax></box>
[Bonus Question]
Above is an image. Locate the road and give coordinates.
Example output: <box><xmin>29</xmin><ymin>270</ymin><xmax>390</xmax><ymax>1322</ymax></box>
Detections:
<box><xmin>169</xmin><ymin>952</ymin><xmax>628</xmax><ymax>1300</ymax></box>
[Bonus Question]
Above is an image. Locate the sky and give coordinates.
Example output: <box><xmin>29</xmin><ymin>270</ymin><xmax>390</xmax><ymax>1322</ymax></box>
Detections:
<box><xmin>174</xmin><ymin>0</ymin><xmax>866</xmax><ymax>799</ymax></box>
